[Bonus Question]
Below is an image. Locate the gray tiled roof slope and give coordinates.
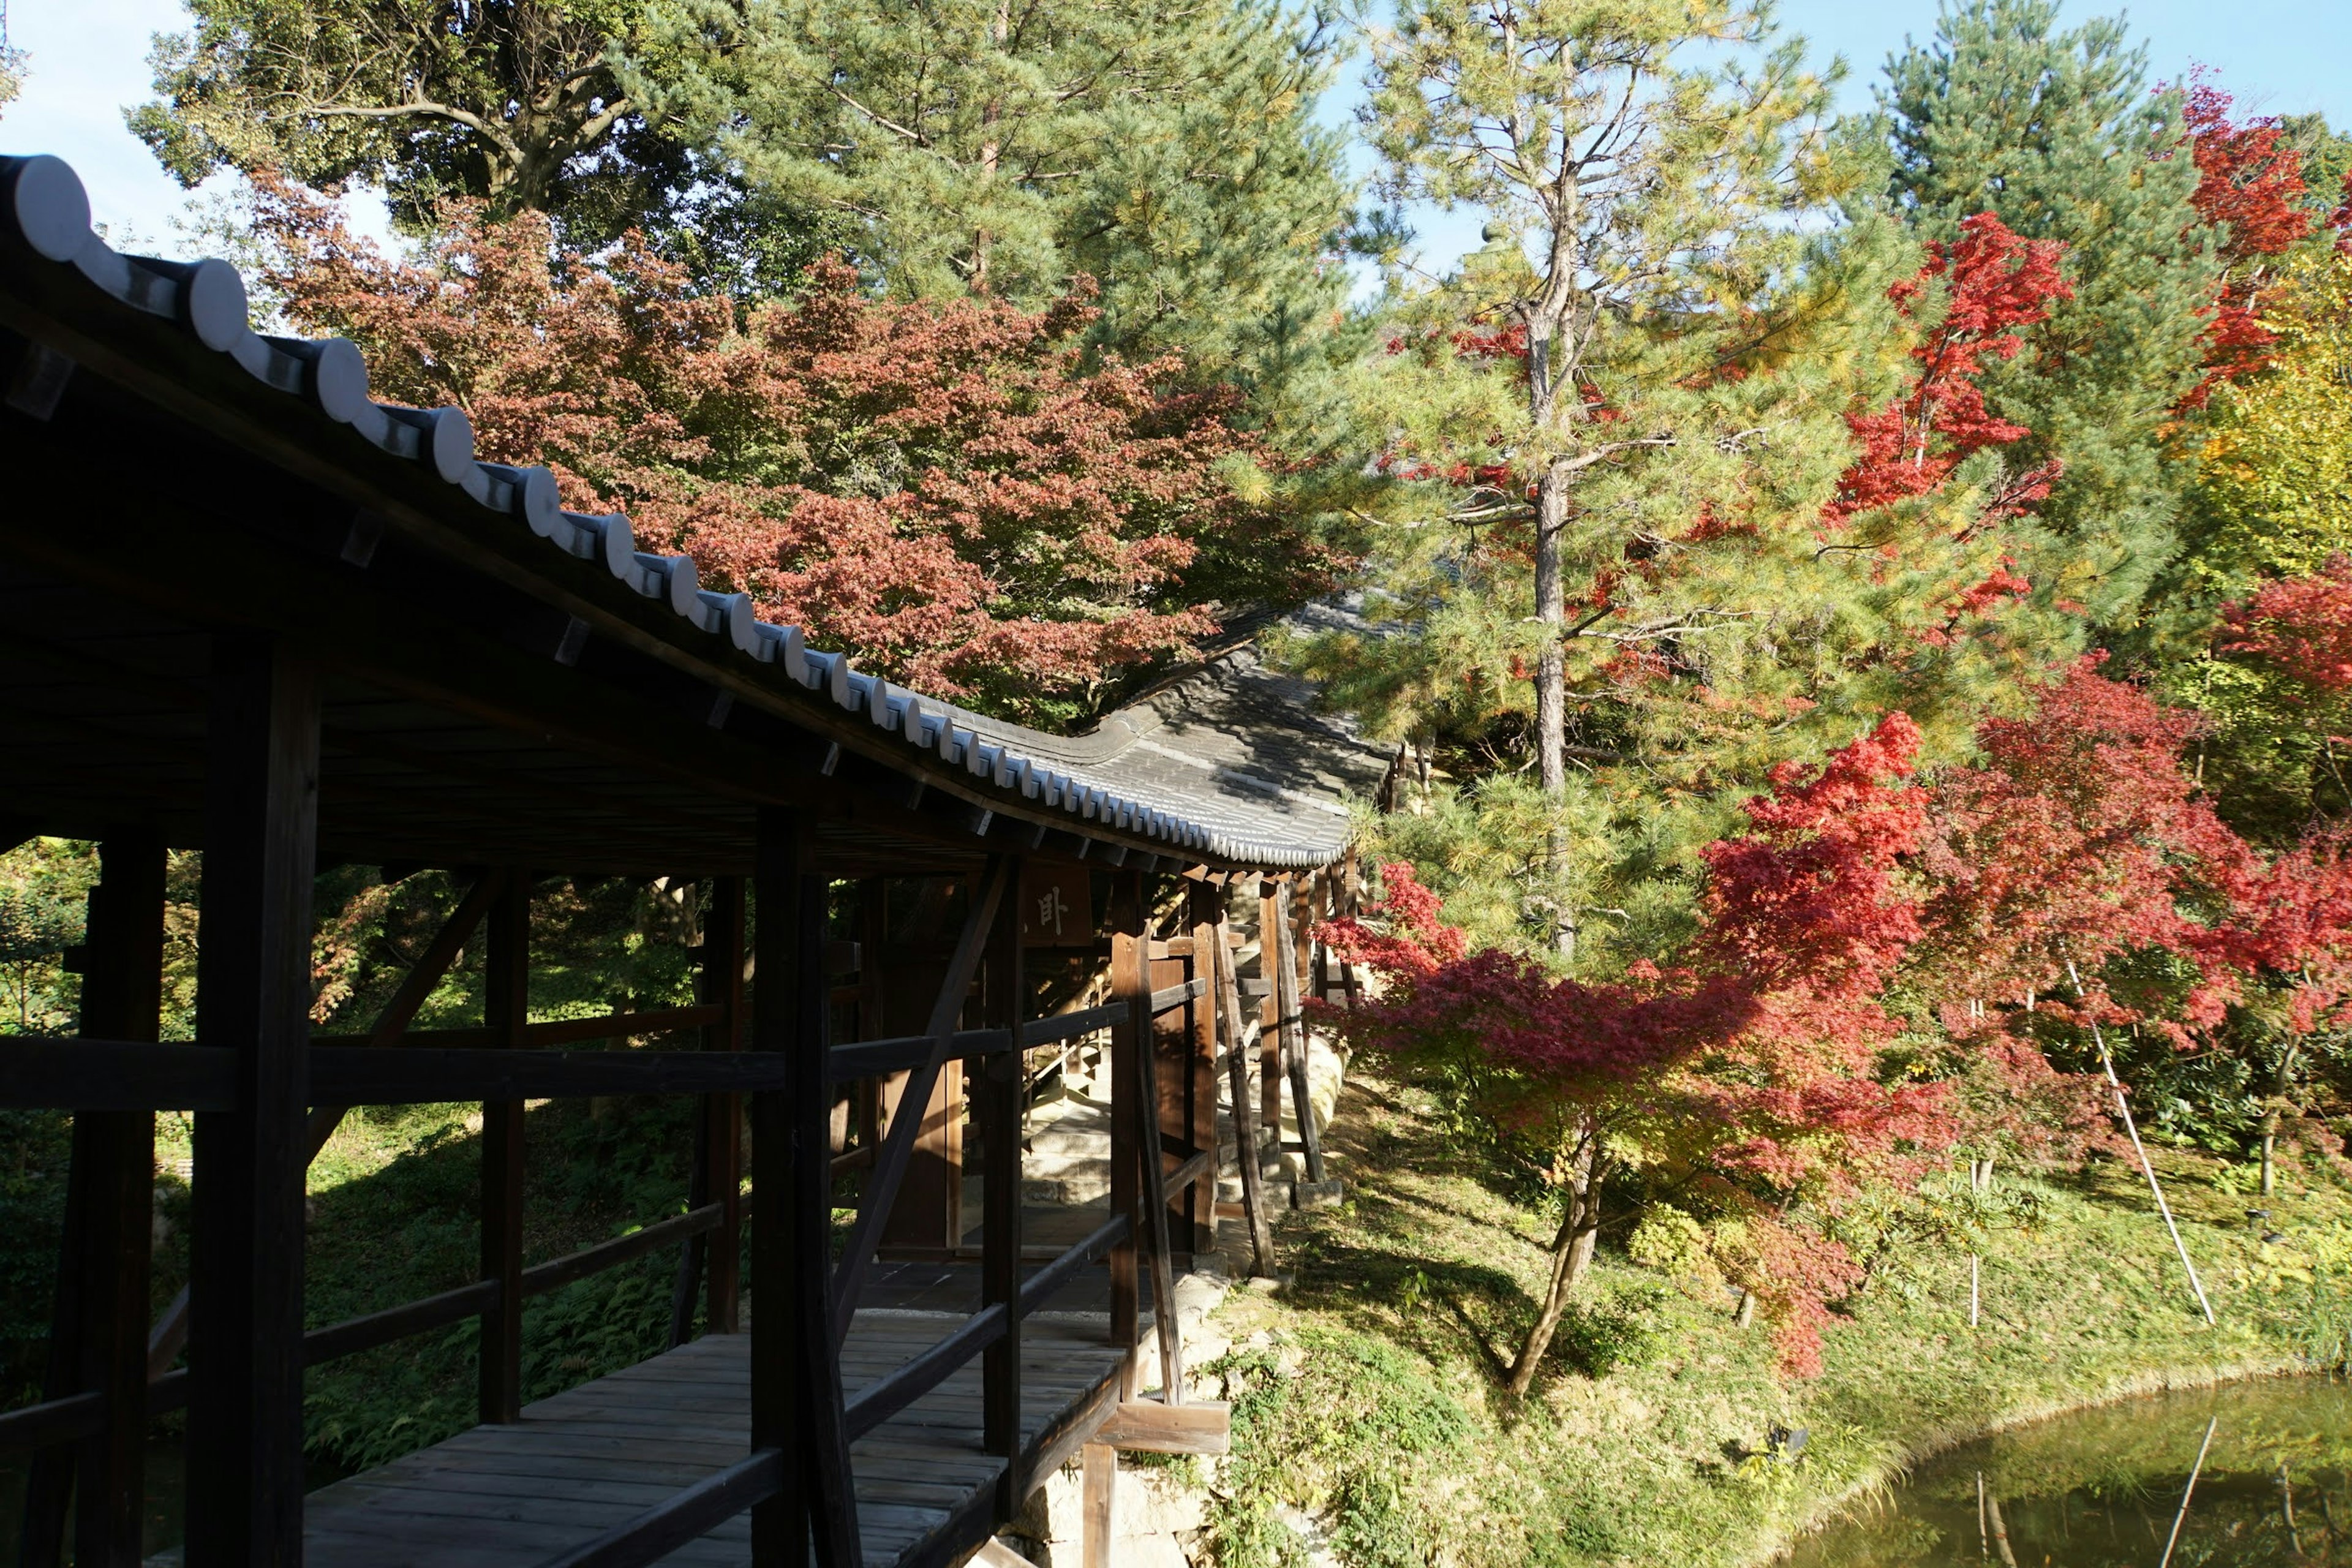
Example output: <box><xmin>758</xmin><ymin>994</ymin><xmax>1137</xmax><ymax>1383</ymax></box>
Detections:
<box><xmin>0</xmin><ymin>154</ymin><xmax>1385</xmax><ymax>870</ymax></box>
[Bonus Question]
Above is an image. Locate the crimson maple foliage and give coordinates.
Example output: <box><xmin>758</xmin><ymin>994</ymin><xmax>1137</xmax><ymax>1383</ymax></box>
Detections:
<box><xmin>1826</xmin><ymin>213</ymin><xmax>2072</xmax><ymax>524</ymax></box>
<box><xmin>2178</xmin><ymin>79</ymin><xmax>2315</xmax><ymax>403</ymax></box>
<box><xmin>1912</xmin><ymin>657</ymin><xmax>2253</xmax><ymax>1031</ymax></box>
<box><xmin>2217</xmin><ymin>556</ymin><xmax>2352</xmax><ymax>693</ymax></box>
<box><xmin>1325</xmin><ymin>716</ymin><xmax>1962</xmax><ymax>1378</ymax></box>
<box><xmin>242</xmin><ymin>178</ymin><xmax>1338</xmax><ymax>720</ymax></box>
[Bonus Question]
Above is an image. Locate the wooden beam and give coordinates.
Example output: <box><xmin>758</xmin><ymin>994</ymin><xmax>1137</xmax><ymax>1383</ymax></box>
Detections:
<box><xmin>1216</xmin><ymin>921</ymin><xmax>1276</xmax><ymax>1278</ymax></box>
<box><xmin>74</xmin><ymin>835</ymin><xmax>167</xmax><ymax>1568</ymax></box>
<box><xmin>842</xmin><ymin>1303</ymin><xmax>1008</xmax><ymax>1439</ymax></box>
<box><xmin>829</xmin><ymin>856</ymin><xmax>1011</xmax><ymax>1337</ymax></box>
<box><xmin>1016</xmin><ymin>1213</ymin><xmax>1131</xmax><ymax>1316</ymax></box>
<box><xmin>479</xmin><ymin>872</ymin><xmax>528</xmax><ymax>1425</ymax></box>
<box><xmin>826</xmin><ymin>1027</ymin><xmax>1012</xmax><ymax>1080</ymax></box>
<box><xmin>1183</xmin><ymin>881</ymin><xmax>1221</xmax><ymax>1257</ymax></box>
<box><xmin>1092</xmin><ymin>1398</ymin><xmax>1231</xmax><ymax>1457</ymax></box>
<box><xmin>185</xmin><ymin>638</ymin><xmax>319</xmax><ymax>1568</ymax></box>
<box><xmin>1081</xmin><ymin>1443</ymin><xmax>1115</xmax><ymax>1568</ymax></box>
<box><xmin>1106</xmin><ymin>875</ymin><xmax>1144</xmax><ymax>1396</ymax></box>
<box><xmin>0</xmin><ymin>1393</ymin><xmax>104</xmax><ymax>1455</ymax></box>
<box><xmin>980</xmin><ymin>861</ymin><xmax>1025</xmax><ymax>1515</ymax></box>
<box><xmin>749</xmin><ymin>811</ymin><xmax>859</xmax><ymax>1568</ymax></box>
<box><xmin>1268</xmin><ymin>883</ymin><xmax>1326</xmax><ymax>1185</ymax></box>
<box><xmin>706</xmin><ymin>876</ymin><xmax>746</xmax><ymax>1335</ymax></box>
<box><xmin>1125</xmin><ymin>873</ymin><xmax>1186</xmax><ymax>1406</ymax></box>
<box><xmin>0</xmin><ymin>1039</ymin><xmax>235</xmax><ymax>1110</ymax></box>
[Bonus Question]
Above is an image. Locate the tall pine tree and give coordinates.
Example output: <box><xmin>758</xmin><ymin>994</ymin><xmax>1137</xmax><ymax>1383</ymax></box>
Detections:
<box><xmin>635</xmin><ymin>0</ymin><xmax>1361</xmax><ymax>398</ymax></box>
<box><xmin>1878</xmin><ymin>0</ymin><xmax>2213</xmax><ymax>624</ymax></box>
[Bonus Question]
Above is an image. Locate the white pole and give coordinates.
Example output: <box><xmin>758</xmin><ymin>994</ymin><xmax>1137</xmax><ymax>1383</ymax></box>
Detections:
<box><xmin>2066</xmin><ymin>962</ymin><xmax>2217</xmax><ymax>1325</ymax></box>
<box><xmin>2158</xmin><ymin>1417</ymin><xmax>2219</xmax><ymax>1568</ymax></box>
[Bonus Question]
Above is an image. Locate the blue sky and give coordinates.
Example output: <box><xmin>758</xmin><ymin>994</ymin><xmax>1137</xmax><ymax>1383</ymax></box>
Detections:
<box><xmin>4</xmin><ymin>0</ymin><xmax>2347</xmax><ymax>264</ymax></box>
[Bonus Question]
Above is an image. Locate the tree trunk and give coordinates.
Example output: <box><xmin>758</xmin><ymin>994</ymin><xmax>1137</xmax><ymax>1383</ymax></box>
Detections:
<box><xmin>1505</xmin><ymin>1139</ymin><xmax>1599</xmax><ymax>1398</ymax></box>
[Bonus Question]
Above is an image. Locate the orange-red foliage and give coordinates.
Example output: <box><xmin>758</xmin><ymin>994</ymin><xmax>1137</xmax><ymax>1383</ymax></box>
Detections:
<box><xmin>243</xmin><ymin>178</ymin><xmax>1338</xmax><ymax>715</ymax></box>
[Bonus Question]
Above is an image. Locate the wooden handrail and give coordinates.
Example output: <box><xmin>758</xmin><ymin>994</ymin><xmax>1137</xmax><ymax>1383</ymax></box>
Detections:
<box><xmin>0</xmin><ymin>1391</ymin><xmax>104</xmax><ymax>1453</ymax></box>
<box><xmin>526</xmin><ymin>1447</ymin><xmax>786</xmax><ymax>1568</ymax></box>
<box><xmin>311</xmin><ymin>1004</ymin><xmax>726</xmax><ymax>1052</ymax></box>
<box><xmin>826</xmin><ymin>1027</ymin><xmax>1011</xmax><ymax>1080</ymax></box>
<box><xmin>0</xmin><ymin>1038</ymin><xmax>236</xmax><ymax>1112</ymax></box>
<box><xmin>842</xmin><ymin>1304</ymin><xmax>1008</xmax><ymax>1439</ymax></box>
<box><xmin>148</xmin><ymin>1206</ymin><xmax>728</xmax><ymax>1415</ymax></box>
<box><xmin>1019</xmin><ymin>1001</ymin><xmax>1126</xmax><ymax>1047</ymax></box>
<box><xmin>1148</xmin><ymin>977</ymin><xmax>1208</xmax><ymax>1015</ymax></box>
<box><xmin>521</xmin><ymin>1205</ymin><xmax>725</xmax><ymax>1298</ymax></box>
<box><xmin>308</xmin><ymin>1047</ymin><xmax>796</xmax><ymax>1103</ymax></box>
<box><xmin>1017</xmin><ymin>1213</ymin><xmax>1131</xmax><ymax>1315</ymax></box>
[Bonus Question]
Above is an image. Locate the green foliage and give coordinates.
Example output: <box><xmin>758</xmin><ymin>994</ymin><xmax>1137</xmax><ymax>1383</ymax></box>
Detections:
<box><xmin>1205</xmin><ymin>1330</ymin><xmax>1471</xmax><ymax>1568</ymax></box>
<box><xmin>0</xmin><ymin>1110</ymin><xmax>72</xmax><ymax>1406</ymax></box>
<box><xmin>1877</xmin><ymin>0</ymin><xmax>2212</xmax><ymax>624</ymax></box>
<box><xmin>130</xmin><ymin>0</ymin><xmax>704</xmax><ymax>242</ymax></box>
<box><xmin>635</xmin><ymin>0</ymin><xmax>1363</xmax><ymax>402</ymax></box>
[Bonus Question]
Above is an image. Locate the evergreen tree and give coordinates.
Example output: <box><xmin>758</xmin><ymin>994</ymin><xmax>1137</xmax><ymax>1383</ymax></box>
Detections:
<box><xmin>634</xmin><ymin>0</ymin><xmax>1361</xmax><ymax>396</ymax></box>
<box><xmin>1877</xmin><ymin>0</ymin><xmax>2213</xmax><ymax>624</ymax></box>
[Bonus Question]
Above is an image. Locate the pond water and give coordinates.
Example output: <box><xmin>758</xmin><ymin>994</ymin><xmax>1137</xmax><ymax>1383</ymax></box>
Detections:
<box><xmin>1788</xmin><ymin>1378</ymin><xmax>2352</xmax><ymax>1567</ymax></box>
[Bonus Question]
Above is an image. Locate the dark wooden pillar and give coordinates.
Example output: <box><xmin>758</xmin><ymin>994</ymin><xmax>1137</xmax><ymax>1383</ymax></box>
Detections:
<box><xmin>1106</xmin><ymin>872</ymin><xmax>1144</xmax><ymax>1392</ymax></box>
<box><xmin>979</xmin><ymin>856</ymin><xmax>1026</xmax><ymax>1514</ymax></box>
<box><xmin>750</xmin><ymin>810</ymin><xmax>858</xmax><ymax>1567</ymax></box>
<box><xmin>20</xmin><ymin>835</ymin><xmax>168</xmax><ymax>1568</ymax></box>
<box><xmin>78</xmin><ymin>835</ymin><xmax>167</xmax><ymax>1567</ymax></box>
<box><xmin>1256</xmin><ymin>881</ymin><xmax>1283</xmax><ymax>1156</ymax></box>
<box><xmin>1147</xmin><ymin>898</ymin><xmax>1189</xmax><ymax>1264</ymax></box>
<box><xmin>706</xmin><ymin>875</ymin><xmax>745</xmax><ymax>1335</ymax></box>
<box><xmin>479</xmin><ymin>873</ymin><xmax>529</xmax><ymax>1423</ymax></box>
<box><xmin>1273</xmin><ymin>880</ymin><xmax>1326</xmax><ymax>1185</ymax></box>
<box><xmin>1183</xmin><ymin>880</ymin><xmax>1222</xmax><ymax>1258</ymax></box>
<box><xmin>186</xmin><ymin>639</ymin><xmax>320</xmax><ymax>1568</ymax></box>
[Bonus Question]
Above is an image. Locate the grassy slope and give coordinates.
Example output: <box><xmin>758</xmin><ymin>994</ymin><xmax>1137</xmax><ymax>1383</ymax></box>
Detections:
<box><xmin>1202</xmin><ymin>1069</ymin><xmax>2352</xmax><ymax>1567</ymax></box>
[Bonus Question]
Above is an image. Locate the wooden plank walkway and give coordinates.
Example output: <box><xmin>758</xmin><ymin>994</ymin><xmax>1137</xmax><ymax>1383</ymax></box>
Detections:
<box><xmin>293</xmin><ymin>1313</ymin><xmax>1128</xmax><ymax>1568</ymax></box>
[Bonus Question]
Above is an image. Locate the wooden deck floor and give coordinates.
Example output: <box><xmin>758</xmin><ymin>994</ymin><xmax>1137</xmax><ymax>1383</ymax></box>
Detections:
<box><xmin>295</xmin><ymin>1313</ymin><xmax>1128</xmax><ymax>1568</ymax></box>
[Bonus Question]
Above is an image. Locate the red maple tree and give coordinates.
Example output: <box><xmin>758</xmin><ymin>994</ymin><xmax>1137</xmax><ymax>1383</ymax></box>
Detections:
<box><xmin>2217</xmin><ymin>556</ymin><xmax>2352</xmax><ymax>693</ymax></box>
<box><xmin>2177</xmin><ymin>78</ymin><xmax>2315</xmax><ymax>404</ymax></box>
<box><xmin>1826</xmin><ymin>213</ymin><xmax>2072</xmax><ymax>525</ymax></box>
<box><xmin>241</xmin><ymin>178</ymin><xmax>1340</xmax><ymax>719</ymax></box>
<box><xmin>1325</xmin><ymin>715</ymin><xmax>1961</xmax><ymax>1382</ymax></box>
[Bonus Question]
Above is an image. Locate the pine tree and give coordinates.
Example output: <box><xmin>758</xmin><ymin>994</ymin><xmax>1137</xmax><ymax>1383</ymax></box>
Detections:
<box><xmin>1877</xmin><ymin>0</ymin><xmax>2213</xmax><ymax>624</ymax></box>
<box><xmin>635</xmin><ymin>0</ymin><xmax>1360</xmax><ymax>396</ymax></box>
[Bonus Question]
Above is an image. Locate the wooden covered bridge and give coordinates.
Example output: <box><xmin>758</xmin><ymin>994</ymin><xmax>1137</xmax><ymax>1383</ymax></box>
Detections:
<box><xmin>0</xmin><ymin>154</ymin><xmax>1395</xmax><ymax>1567</ymax></box>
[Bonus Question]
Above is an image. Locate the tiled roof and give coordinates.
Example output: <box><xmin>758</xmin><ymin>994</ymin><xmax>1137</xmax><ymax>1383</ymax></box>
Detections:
<box><xmin>0</xmin><ymin>154</ymin><xmax>1387</xmax><ymax>871</ymax></box>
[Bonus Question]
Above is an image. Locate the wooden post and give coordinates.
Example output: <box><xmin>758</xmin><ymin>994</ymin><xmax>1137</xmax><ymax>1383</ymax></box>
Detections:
<box><xmin>478</xmin><ymin>873</ymin><xmax>529</xmax><ymax>1424</ymax></box>
<box><xmin>1107</xmin><ymin>874</ymin><xmax>1144</xmax><ymax>1392</ymax></box>
<box><xmin>1215</xmin><ymin>911</ymin><xmax>1276</xmax><ymax>1278</ymax></box>
<box><xmin>1182</xmin><ymin>880</ymin><xmax>1221</xmax><ymax>1258</ymax></box>
<box><xmin>1080</xmin><ymin>1442</ymin><xmax>1117</xmax><ymax>1568</ymax></box>
<box><xmin>750</xmin><ymin>810</ymin><xmax>860</xmax><ymax>1568</ymax></box>
<box><xmin>1255</xmin><ymin>883</ymin><xmax>1281</xmax><ymax>1161</ymax></box>
<box><xmin>186</xmin><ymin>639</ymin><xmax>320</xmax><ymax>1568</ymax></box>
<box><xmin>20</xmin><ymin>835</ymin><xmax>168</xmax><ymax>1568</ymax></box>
<box><xmin>706</xmin><ymin>875</ymin><xmax>745</xmax><ymax>1335</ymax></box>
<box><xmin>1271</xmin><ymin>886</ymin><xmax>1326</xmax><ymax>1185</ymax></box>
<box><xmin>980</xmin><ymin>857</ymin><xmax>1027</xmax><ymax>1515</ymax></box>
<box><xmin>1123</xmin><ymin>875</ymin><xmax>1186</xmax><ymax>1406</ymax></box>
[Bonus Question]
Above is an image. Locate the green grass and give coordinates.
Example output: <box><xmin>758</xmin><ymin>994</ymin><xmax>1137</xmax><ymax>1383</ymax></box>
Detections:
<box><xmin>1200</xmin><ymin>1068</ymin><xmax>2352</xmax><ymax>1567</ymax></box>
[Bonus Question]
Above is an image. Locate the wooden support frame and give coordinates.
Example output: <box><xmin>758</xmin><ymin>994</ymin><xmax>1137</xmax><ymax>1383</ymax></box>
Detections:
<box><xmin>185</xmin><ymin>638</ymin><xmax>320</xmax><ymax>1568</ymax></box>
<box><xmin>479</xmin><ymin>873</ymin><xmax>530</xmax><ymax>1424</ymax></box>
<box><xmin>1267</xmin><ymin>880</ymin><xmax>1327</xmax><ymax>1185</ymax></box>
<box><xmin>750</xmin><ymin>809</ymin><xmax>860</xmax><ymax>1568</ymax></box>
<box><xmin>1119</xmin><ymin>870</ymin><xmax>1186</xmax><ymax>1406</ymax></box>
<box><xmin>1178</xmin><ymin>880</ymin><xmax>1221</xmax><ymax>1257</ymax></box>
<box><xmin>979</xmin><ymin>855</ymin><xmax>1027</xmax><ymax>1516</ymax></box>
<box><xmin>1213</xmin><ymin>907</ymin><xmax>1276</xmax><ymax>1278</ymax></box>
<box><xmin>18</xmin><ymin>833</ymin><xmax>166</xmax><ymax>1568</ymax></box>
<box><xmin>829</xmin><ymin>856</ymin><xmax>1010</xmax><ymax>1338</ymax></box>
<box><xmin>671</xmin><ymin>875</ymin><xmax>745</xmax><ymax>1344</ymax></box>
<box><xmin>1106</xmin><ymin>875</ymin><xmax>1144</xmax><ymax>1394</ymax></box>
